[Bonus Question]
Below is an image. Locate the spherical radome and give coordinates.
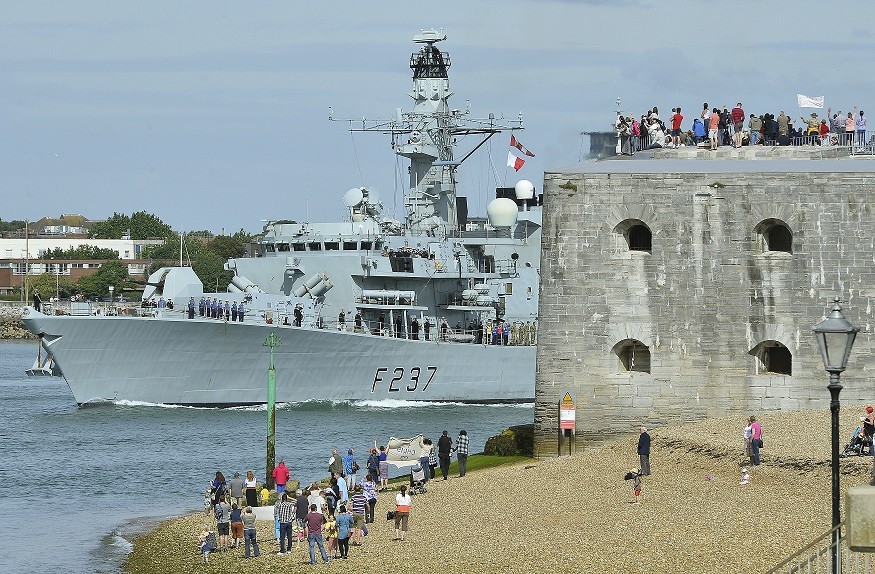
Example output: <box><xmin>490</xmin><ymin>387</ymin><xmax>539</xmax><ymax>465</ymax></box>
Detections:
<box><xmin>487</xmin><ymin>198</ymin><xmax>518</xmax><ymax>228</ymax></box>
<box><xmin>343</xmin><ymin>187</ymin><xmax>365</xmax><ymax>207</ymax></box>
<box><xmin>514</xmin><ymin>179</ymin><xmax>535</xmax><ymax>200</ymax></box>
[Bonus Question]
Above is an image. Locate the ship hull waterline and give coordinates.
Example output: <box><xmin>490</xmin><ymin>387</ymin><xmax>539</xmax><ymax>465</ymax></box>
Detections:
<box><xmin>23</xmin><ymin>312</ymin><xmax>535</xmax><ymax>407</ymax></box>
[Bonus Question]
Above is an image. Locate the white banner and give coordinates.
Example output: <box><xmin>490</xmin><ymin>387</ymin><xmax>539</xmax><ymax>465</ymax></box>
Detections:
<box><xmin>797</xmin><ymin>94</ymin><xmax>824</xmax><ymax>109</ymax></box>
<box><xmin>385</xmin><ymin>434</ymin><xmax>428</xmax><ymax>468</ymax></box>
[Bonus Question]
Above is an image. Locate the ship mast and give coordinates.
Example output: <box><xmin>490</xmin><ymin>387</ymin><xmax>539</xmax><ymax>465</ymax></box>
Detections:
<box><xmin>331</xmin><ymin>29</ymin><xmax>523</xmax><ymax>236</ymax></box>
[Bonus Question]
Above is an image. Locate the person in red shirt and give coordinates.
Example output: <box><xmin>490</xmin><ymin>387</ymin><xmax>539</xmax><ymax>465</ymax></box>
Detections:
<box><xmin>671</xmin><ymin>107</ymin><xmax>684</xmax><ymax>147</ymax></box>
<box><xmin>819</xmin><ymin>120</ymin><xmax>830</xmax><ymax>143</ymax></box>
<box><xmin>731</xmin><ymin>103</ymin><xmax>745</xmax><ymax>148</ymax></box>
<box><xmin>272</xmin><ymin>459</ymin><xmax>290</xmax><ymax>494</ymax></box>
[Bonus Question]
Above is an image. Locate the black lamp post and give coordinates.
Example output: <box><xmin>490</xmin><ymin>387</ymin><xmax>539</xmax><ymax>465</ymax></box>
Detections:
<box><xmin>812</xmin><ymin>297</ymin><xmax>858</xmax><ymax>574</ymax></box>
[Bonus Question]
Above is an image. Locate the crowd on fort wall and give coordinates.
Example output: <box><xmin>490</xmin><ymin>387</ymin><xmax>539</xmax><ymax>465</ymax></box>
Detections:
<box><xmin>617</xmin><ymin>101</ymin><xmax>869</xmax><ymax>154</ymax></box>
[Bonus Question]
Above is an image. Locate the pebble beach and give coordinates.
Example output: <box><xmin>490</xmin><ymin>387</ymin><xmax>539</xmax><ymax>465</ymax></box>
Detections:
<box><xmin>125</xmin><ymin>408</ymin><xmax>875</xmax><ymax>573</ymax></box>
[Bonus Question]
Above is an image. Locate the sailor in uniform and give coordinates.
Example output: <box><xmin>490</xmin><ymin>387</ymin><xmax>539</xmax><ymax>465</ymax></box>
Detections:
<box><xmin>187</xmin><ymin>297</ymin><xmax>195</xmax><ymax>319</ymax></box>
<box><xmin>424</xmin><ymin>318</ymin><xmax>431</xmax><ymax>341</ymax></box>
<box><xmin>237</xmin><ymin>302</ymin><xmax>245</xmax><ymax>322</ymax></box>
<box><xmin>338</xmin><ymin>309</ymin><xmax>346</xmax><ymax>331</ymax></box>
<box><xmin>354</xmin><ymin>310</ymin><xmax>363</xmax><ymax>332</ymax></box>
<box><xmin>411</xmin><ymin>317</ymin><xmax>419</xmax><ymax>340</ymax></box>
<box><xmin>223</xmin><ymin>300</ymin><xmax>231</xmax><ymax>321</ymax></box>
<box><xmin>231</xmin><ymin>301</ymin><xmax>238</xmax><ymax>322</ymax></box>
<box><xmin>294</xmin><ymin>304</ymin><xmax>303</xmax><ymax>327</ymax></box>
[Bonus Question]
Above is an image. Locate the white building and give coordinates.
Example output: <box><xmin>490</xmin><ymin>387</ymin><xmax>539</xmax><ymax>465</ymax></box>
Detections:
<box><xmin>0</xmin><ymin>238</ymin><xmax>164</xmax><ymax>260</ymax></box>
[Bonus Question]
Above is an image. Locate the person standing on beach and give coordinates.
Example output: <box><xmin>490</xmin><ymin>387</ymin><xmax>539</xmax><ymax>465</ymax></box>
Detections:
<box><xmin>393</xmin><ymin>485</ymin><xmax>411</xmax><ymax>541</ymax></box>
<box><xmin>328</xmin><ymin>448</ymin><xmax>344</xmax><ymax>477</ymax></box>
<box><xmin>272</xmin><ymin>459</ymin><xmax>290</xmax><ymax>494</ymax></box>
<box><xmin>362</xmin><ymin>474</ymin><xmax>377</xmax><ymax>523</ymax></box>
<box><xmin>749</xmin><ymin>416</ymin><xmax>762</xmax><ymax>467</ymax></box>
<box><xmin>274</xmin><ymin>493</ymin><xmax>295</xmax><ymax>554</ymax></box>
<box><xmin>306</xmin><ymin>504</ymin><xmax>330</xmax><ymax>564</ymax></box>
<box><xmin>343</xmin><ymin>449</ymin><xmax>358</xmax><ymax>489</ymax></box>
<box><xmin>438</xmin><ymin>431</ymin><xmax>452</xmax><ymax>480</ymax></box>
<box><xmin>295</xmin><ymin>488</ymin><xmax>309</xmax><ymax>536</ymax></box>
<box><xmin>743</xmin><ymin>419</ymin><xmax>753</xmax><ymax>460</ymax></box>
<box><xmin>427</xmin><ymin>438</ymin><xmax>438</xmax><ymax>479</ymax></box>
<box><xmin>242</xmin><ymin>506</ymin><xmax>260</xmax><ymax>558</ymax></box>
<box><xmin>244</xmin><ymin>470</ymin><xmax>259</xmax><ymax>507</ymax></box>
<box><xmin>637</xmin><ymin>427</ymin><xmax>651</xmax><ymax>476</ymax></box>
<box><xmin>454</xmin><ymin>430</ymin><xmax>469</xmax><ymax>477</ymax></box>
<box><xmin>216</xmin><ymin>497</ymin><xmax>231</xmax><ymax>551</ymax></box>
<box><xmin>378</xmin><ymin>446</ymin><xmax>389</xmax><ymax>490</ymax></box>
<box><xmin>229</xmin><ymin>502</ymin><xmax>243</xmax><ymax>549</ymax></box>
<box><xmin>367</xmin><ymin>447</ymin><xmax>379</xmax><ymax>486</ymax></box>
<box><xmin>335</xmin><ymin>504</ymin><xmax>354</xmax><ymax>559</ymax></box>
<box><xmin>228</xmin><ymin>471</ymin><xmax>245</xmax><ymax>507</ymax></box>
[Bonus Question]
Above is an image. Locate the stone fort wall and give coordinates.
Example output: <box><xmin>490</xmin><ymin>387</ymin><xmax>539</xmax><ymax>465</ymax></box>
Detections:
<box><xmin>534</xmin><ymin>155</ymin><xmax>875</xmax><ymax>458</ymax></box>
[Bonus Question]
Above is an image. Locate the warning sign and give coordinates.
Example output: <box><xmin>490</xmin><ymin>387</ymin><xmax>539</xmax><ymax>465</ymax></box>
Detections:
<box><xmin>559</xmin><ymin>392</ymin><xmax>575</xmax><ymax>430</ymax></box>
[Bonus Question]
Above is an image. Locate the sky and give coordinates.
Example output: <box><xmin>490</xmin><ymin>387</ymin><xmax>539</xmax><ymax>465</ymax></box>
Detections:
<box><xmin>4</xmin><ymin>1</ymin><xmax>875</xmax><ymax>234</ymax></box>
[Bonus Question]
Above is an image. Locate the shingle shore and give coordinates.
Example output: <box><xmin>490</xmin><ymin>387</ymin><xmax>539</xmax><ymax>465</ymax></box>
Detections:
<box><xmin>125</xmin><ymin>408</ymin><xmax>875</xmax><ymax>573</ymax></box>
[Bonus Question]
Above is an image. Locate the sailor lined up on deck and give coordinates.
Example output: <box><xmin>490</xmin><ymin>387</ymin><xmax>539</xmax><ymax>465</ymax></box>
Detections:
<box><xmin>193</xmin><ymin>297</ymin><xmax>245</xmax><ymax>322</ymax></box>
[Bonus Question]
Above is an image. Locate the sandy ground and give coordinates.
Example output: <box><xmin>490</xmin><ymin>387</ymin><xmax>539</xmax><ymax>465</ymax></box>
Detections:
<box><xmin>125</xmin><ymin>407</ymin><xmax>875</xmax><ymax>573</ymax></box>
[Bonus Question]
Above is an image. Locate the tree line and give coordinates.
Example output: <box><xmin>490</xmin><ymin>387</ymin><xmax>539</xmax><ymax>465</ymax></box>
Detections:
<box><xmin>19</xmin><ymin>212</ymin><xmax>252</xmax><ymax>301</ymax></box>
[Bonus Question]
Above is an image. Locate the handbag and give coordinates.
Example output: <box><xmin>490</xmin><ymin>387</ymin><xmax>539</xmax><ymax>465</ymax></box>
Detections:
<box><xmin>352</xmin><ymin>462</ymin><xmax>360</xmax><ymax>473</ymax></box>
<box><xmin>386</xmin><ymin>510</ymin><xmax>395</xmax><ymax>521</ymax></box>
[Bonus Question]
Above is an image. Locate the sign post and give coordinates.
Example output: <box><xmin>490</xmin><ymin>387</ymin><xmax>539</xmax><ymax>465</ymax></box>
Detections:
<box><xmin>559</xmin><ymin>392</ymin><xmax>576</xmax><ymax>456</ymax></box>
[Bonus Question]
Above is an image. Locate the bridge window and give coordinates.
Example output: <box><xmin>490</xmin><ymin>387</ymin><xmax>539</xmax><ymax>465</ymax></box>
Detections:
<box><xmin>343</xmin><ymin>242</ymin><xmax>358</xmax><ymax>250</ymax></box>
<box><xmin>308</xmin><ymin>242</ymin><xmax>322</xmax><ymax>251</ymax></box>
<box><xmin>325</xmin><ymin>242</ymin><xmax>339</xmax><ymax>251</ymax></box>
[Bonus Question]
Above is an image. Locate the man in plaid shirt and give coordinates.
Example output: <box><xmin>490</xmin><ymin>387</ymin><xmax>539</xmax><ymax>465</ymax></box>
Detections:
<box><xmin>454</xmin><ymin>430</ymin><xmax>469</xmax><ymax>477</ymax></box>
<box><xmin>274</xmin><ymin>493</ymin><xmax>296</xmax><ymax>554</ymax></box>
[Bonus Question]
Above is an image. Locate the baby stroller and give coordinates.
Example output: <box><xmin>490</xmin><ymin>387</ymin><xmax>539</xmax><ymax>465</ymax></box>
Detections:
<box><xmin>409</xmin><ymin>464</ymin><xmax>427</xmax><ymax>495</ymax></box>
<box><xmin>840</xmin><ymin>427</ymin><xmax>870</xmax><ymax>457</ymax></box>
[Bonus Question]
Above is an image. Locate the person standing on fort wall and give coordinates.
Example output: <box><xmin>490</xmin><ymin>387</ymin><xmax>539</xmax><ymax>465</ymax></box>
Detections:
<box><xmin>637</xmin><ymin>427</ymin><xmax>651</xmax><ymax>476</ymax></box>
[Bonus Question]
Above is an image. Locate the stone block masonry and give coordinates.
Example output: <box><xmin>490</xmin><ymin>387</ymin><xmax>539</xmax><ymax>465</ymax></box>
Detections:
<box><xmin>534</xmin><ymin>151</ymin><xmax>875</xmax><ymax>458</ymax></box>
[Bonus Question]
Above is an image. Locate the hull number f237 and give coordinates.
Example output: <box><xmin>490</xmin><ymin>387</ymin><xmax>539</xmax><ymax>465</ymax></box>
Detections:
<box><xmin>372</xmin><ymin>366</ymin><xmax>437</xmax><ymax>393</ymax></box>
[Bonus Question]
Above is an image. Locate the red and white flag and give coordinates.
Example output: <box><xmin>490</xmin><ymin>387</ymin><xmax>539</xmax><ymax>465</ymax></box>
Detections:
<box><xmin>507</xmin><ymin>151</ymin><xmax>525</xmax><ymax>172</ymax></box>
<box><xmin>510</xmin><ymin>134</ymin><xmax>535</xmax><ymax>157</ymax></box>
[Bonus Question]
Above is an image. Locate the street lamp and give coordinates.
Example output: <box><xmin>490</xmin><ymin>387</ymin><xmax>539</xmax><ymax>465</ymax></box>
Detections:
<box><xmin>812</xmin><ymin>296</ymin><xmax>858</xmax><ymax>574</ymax></box>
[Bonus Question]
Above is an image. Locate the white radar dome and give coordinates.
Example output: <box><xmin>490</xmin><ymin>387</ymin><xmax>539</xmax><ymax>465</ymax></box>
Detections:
<box><xmin>343</xmin><ymin>188</ymin><xmax>365</xmax><ymax>207</ymax></box>
<box><xmin>487</xmin><ymin>198</ymin><xmax>518</xmax><ymax>228</ymax></box>
<box><xmin>514</xmin><ymin>179</ymin><xmax>535</xmax><ymax>200</ymax></box>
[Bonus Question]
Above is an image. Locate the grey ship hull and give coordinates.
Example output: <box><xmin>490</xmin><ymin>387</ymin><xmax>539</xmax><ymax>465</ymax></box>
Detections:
<box><xmin>23</xmin><ymin>312</ymin><xmax>535</xmax><ymax>406</ymax></box>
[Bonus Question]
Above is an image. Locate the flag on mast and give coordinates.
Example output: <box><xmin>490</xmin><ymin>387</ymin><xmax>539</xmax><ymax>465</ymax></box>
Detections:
<box><xmin>507</xmin><ymin>151</ymin><xmax>525</xmax><ymax>172</ymax></box>
<box><xmin>510</xmin><ymin>134</ymin><xmax>535</xmax><ymax>157</ymax></box>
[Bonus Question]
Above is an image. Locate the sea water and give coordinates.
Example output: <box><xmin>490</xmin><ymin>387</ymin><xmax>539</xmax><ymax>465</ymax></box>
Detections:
<box><xmin>0</xmin><ymin>340</ymin><xmax>533</xmax><ymax>573</ymax></box>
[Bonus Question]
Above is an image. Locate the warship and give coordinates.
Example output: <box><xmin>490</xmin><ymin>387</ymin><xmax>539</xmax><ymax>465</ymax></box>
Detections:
<box><xmin>21</xmin><ymin>29</ymin><xmax>542</xmax><ymax>406</ymax></box>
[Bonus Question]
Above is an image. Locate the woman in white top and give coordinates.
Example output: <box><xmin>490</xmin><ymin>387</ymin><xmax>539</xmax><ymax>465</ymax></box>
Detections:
<box><xmin>393</xmin><ymin>485</ymin><xmax>412</xmax><ymax>541</ymax></box>
<box><xmin>743</xmin><ymin>420</ymin><xmax>753</xmax><ymax>459</ymax></box>
<box><xmin>244</xmin><ymin>470</ymin><xmax>259</xmax><ymax>508</ymax></box>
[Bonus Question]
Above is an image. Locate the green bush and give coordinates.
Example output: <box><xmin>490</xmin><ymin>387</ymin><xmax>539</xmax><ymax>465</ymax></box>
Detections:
<box><xmin>483</xmin><ymin>424</ymin><xmax>534</xmax><ymax>456</ymax></box>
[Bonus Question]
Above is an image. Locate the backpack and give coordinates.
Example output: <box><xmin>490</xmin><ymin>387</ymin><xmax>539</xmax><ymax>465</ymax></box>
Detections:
<box><xmin>205</xmin><ymin>531</ymin><xmax>218</xmax><ymax>551</ymax></box>
<box><xmin>215</xmin><ymin>505</ymin><xmax>224</xmax><ymax>521</ymax></box>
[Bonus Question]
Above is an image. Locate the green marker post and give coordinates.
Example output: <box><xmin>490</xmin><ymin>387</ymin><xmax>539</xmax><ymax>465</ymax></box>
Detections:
<box><xmin>263</xmin><ymin>332</ymin><xmax>282</xmax><ymax>489</ymax></box>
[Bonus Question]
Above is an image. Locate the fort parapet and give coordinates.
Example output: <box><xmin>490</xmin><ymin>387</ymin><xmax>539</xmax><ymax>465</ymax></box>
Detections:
<box><xmin>534</xmin><ymin>147</ymin><xmax>875</xmax><ymax>457</ymax></box>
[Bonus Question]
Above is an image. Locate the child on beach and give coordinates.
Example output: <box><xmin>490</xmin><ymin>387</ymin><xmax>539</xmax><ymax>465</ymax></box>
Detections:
<box><xmin>198</xmin><ymin>527</ymin><xmax>216</xmax><ymax>563</ymax></box>
<box><xmin>624</xmin><ymin>468</ymin><xmax>643</xmax><ymax>504</ymax></box>
<box><xmin>324</xmin><ymin>514</ymin><xmax>339</xmax><ymax>558</ymax></box>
